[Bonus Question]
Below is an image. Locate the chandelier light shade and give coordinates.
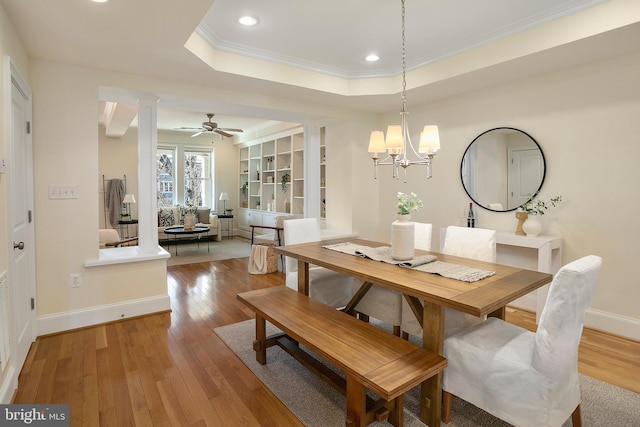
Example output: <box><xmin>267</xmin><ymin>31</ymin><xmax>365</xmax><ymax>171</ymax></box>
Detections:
<box><xmin>367</xmin><ymin>131</ymin><xmax>386</xmax><ymax>153</ymax></box>
<box><xmin>368</xmin><ymin>0</ymin><xmax>441</xmax><ymax>182</ymax></box>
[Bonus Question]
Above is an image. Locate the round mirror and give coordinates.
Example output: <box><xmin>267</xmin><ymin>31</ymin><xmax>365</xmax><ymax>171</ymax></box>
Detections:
<box><xmin>461</xmin><ymin>127</ymin><xmax>546</xmax><ymax>212</ymax></box>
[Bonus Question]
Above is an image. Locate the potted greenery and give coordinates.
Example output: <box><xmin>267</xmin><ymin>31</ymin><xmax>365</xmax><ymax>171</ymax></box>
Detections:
<box><xmin>281</xmin><ymin>173</ymin><xmax>290</xmax><ymax>192</ymax></box>
<box><xmin>518</xmin><ymin>194</ymin><xmax>562</xmax><ymax>236</ymax></box>
<box><xmin>521</xmin><ymin>195</ymin><xmax>562</xmax><ymax>215</ymax></box>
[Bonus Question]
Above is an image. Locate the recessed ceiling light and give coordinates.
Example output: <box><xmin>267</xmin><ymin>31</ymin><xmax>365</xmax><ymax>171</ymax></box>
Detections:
<box><xmin>365</xmin><ymin>54</ymin><xmax>380</xmax><ymax>62</ymax></box>
<box><xmin>91</xmin><ymin>0</ymin><xmax>108</xmax><ymax>3</ymax></box>
<box><xmin>239</xmin><ymin>16</ymin><xmax>258</xmax><ymax>26</ymax></box>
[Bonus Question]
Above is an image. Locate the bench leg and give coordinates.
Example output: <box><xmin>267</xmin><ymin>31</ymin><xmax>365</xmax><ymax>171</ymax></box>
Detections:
<box><xmin>388</xmin><ymin>395</ymin><xmax>404</xmax><ymax>427</ymax></box>
<box><xmin>442</xmin><ymin>390</ymin><xmax>452</xmax><ymax>424</ymax></box>
<box><xmin>345</xmin><ymin>373</ymin><xmax>365</xmax><ymax>427</ymax></box>
<box><xmin>253</xmin><ymin>314</ymin><xmax>267</xmax><ymax>365</ymax></box>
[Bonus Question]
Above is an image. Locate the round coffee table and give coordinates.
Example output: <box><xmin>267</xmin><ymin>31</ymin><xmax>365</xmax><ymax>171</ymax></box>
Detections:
<box><xmin>164</xmin><ymin>226</ymin><xmax>210</xmax><ymax>255</ymax></box>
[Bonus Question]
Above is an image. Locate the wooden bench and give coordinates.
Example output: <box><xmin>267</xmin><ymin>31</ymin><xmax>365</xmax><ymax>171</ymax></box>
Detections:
<box><xmin>237</xmin><ymin>286</ymin><xmax>447</xmax><ymax>427</ymax></box>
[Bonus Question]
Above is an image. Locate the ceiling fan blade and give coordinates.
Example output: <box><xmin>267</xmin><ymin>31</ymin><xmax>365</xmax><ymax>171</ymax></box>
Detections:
<box><xmin>175</xmin><ymin>126</ymin><xmax>202</xmax><ymax>130</ymax></box>
<box><xmin>191</xmin><ymin>131</ymin><xmax>204</xmax><ymax>137</ymax></box>
<box><xmin>215</xmin><ymin>129</ymin><xmax>234</xmax><ymax>138</ymax></box>
<box><xmin>218</xmin><ymin>128</ymin><xmax>244</xmax><ymax>133</ymax></box>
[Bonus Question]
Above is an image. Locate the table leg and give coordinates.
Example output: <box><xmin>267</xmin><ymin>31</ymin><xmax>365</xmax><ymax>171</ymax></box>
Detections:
<box><xmin>420</xmin><ymin>300</ymin><xmax>444</xmax><ymax>427</ymax></box>
<box><xmin>488</xmin><ymin>306</ymin><xmax>506</xmax><ymax>319</ymax></box>
<box><xmin>297</xmin><ymin>260</ymin><xmax>310</xmax><ymax>296</ymax></box>
<box><xmin>254</xmin><ymin>314</ymin><xmax>267</xmax><ymax>365</ymax></box>
<box><xmin>343</xmin><ymin>282</ymin><xmax>372</xmax><ymax>315</ymax></box>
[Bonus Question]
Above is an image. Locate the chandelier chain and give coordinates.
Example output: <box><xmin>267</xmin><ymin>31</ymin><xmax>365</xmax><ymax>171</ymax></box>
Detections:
<box><xmin>367</xmin><ymin>0</ymin><xmax>440</xmax><ymax>182</ymax></box>
<box><xmin>401</xmin><ymin>0</ymin><xmax>407</xmax><ymax>112</ymax></box>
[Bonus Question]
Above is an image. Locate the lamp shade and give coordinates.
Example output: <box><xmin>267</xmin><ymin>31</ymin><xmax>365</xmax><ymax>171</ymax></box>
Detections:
<box><xmin>418</xmin><ymin>125</ymin><xmax>441</xmax><ymax>154</ymax></box>
<box><xmin>367</xmin><ymin>131</ymin><xmax>386</xmax><ymax>153</ymax></box>
<box><xmin>385</xmin><ymin>125</ymin><xmax>403</xmax><ymax>153</ymax></box>
<box><xmin>123</xmin><ymin>194</ymin><xmax>136</xmax><ymax>204</ymax></box>
<box><xmin>219</xmin><ymin>192</ymin><xmax>229</xmax><ymax>201</ymax></box>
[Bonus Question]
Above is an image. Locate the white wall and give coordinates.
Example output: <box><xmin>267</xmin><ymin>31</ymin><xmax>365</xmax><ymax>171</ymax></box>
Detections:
<box><xmin>370</xmin><ymin>51</ymin><xmax>640</xmax><ymax>338</ymax></box>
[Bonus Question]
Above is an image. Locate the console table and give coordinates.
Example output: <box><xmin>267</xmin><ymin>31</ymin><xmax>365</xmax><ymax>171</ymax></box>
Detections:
<box><xmin>440</xmin><ymin>228</ymin><xmax>562</xmax><ymax>322</ymax></box>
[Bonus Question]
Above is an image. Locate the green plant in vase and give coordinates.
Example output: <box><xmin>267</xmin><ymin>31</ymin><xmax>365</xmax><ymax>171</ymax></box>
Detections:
<box><xmin>396</xmin><ymin>192</ymin><xmax>423</xmax><ymax>215</ymax></box>
<box><xmin>520</xmin><ymin>195</ymin><xmax>562</xmax><ymax>215</ymax></box>
<box><xmin>281</xmin><ymin>173</ymin><xmax>290</xmax><ymax>192</ymax></box>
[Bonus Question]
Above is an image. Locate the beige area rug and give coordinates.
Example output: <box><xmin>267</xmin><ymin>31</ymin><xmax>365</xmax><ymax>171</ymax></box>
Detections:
<box><xmin>214</xmin><ymin>319</ymin><xmax>640</xmax><ymax>427</ymax></box>
<box><xmin>165</xmin><ymin>237</ymin><xmax>252</xmax><ymax>266</ymax></box>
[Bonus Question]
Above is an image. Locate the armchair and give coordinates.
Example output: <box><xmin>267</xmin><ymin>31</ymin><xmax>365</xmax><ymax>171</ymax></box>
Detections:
<box><xmin>99</xmin><ymin>229</ymin><xmax>138</xmax><ymax>248</ymax></box>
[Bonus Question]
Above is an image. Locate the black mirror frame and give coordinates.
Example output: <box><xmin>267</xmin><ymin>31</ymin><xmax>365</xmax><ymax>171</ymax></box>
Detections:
<box><xmin>460</xmin><ymin>127</ymin><xmax>546</xmax><ymax>212</ymax></box>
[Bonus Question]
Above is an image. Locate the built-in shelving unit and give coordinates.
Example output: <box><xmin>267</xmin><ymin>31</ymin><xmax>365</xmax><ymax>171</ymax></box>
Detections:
<box><xmin>239</xmin><ymin>126</ymin><xmax>327</xmax><ymax>237</ymax></box>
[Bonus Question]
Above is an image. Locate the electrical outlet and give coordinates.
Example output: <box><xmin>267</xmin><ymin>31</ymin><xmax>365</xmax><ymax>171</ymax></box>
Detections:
<box><xmin>70</xmin><ymin>273</ymin><xmax>81</xmax><ymax>288</ymax></box>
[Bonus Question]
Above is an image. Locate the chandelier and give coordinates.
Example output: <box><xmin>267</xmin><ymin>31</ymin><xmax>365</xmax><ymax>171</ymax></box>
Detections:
<box><xmin>367</xmin><ymin>0</ymin><xmax>441</xmax><ymax>182</ymax></box>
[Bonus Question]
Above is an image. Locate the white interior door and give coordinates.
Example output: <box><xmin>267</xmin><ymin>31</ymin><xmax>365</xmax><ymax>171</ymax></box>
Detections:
<box><xmin>507</xmin><ymin>148</ymin><xmax>544</xmax><ymax>209</ymax></box>
<box><xmin>9</xmin><ymin>61</ymin><xmax>36</xmax><ymax>374</ymax></box>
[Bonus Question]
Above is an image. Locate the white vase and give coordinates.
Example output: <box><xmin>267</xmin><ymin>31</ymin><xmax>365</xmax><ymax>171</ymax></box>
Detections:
<box><xmin>391</xmin><ymin>214</ymin><xmax>415</xmax><ymax>260</ymax></box>
<box><xmin>522</xmin><ymin>212</ymin><xmax>542</xmax><ymax>237</ymax></box>
<box><xmin>183</xmin><ymin>213</ymin><xmax>196</xmax><ymax>230</ymax></box>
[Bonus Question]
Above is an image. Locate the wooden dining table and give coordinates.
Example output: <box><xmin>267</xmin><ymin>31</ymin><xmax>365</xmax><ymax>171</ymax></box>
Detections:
<box><xmin>273</xmin><ymin>238</ymin><xmax>553</xmax><ymax>427</ymax></box>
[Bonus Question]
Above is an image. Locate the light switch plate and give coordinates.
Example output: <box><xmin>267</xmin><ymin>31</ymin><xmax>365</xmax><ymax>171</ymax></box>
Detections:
<box><xmin>48</xmin><ymin>185</ymin><xmax>78</xmax><ymax>199</ymax></box>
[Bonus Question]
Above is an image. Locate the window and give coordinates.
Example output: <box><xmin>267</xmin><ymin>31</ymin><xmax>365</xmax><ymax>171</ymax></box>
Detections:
<box><xmin>157</xmin><ymin>148</ymin><xmax>176</xmax><ymax>206</ymax></box>
<box><xmin>184</xmin><ymin>150</ymin><xmax>212</xmax><ymax>207</ymax></box>
<box><xmin>156</xmin><ymin>146</ymin><xmax>214</xmax><ymax>208</ymax></box>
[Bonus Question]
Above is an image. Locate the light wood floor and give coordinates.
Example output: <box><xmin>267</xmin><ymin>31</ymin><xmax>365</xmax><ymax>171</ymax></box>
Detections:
<box><xmin>13</xmin><ymin>258</ymin><xmax>640</xmax><ymax>426</ymax></box>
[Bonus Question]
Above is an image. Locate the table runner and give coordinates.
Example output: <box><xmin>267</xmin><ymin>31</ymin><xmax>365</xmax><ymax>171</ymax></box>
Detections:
<box><xmin>323</xmin><ymin>242</ymin><xmax>495</xmax><ymax>283</ymax></box>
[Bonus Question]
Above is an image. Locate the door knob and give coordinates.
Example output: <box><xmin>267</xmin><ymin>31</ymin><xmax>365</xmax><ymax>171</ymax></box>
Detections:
<box><xmin>14</xmin><ymin>241</ymin><xmax>25</xmax><ymax>250</ymax></box>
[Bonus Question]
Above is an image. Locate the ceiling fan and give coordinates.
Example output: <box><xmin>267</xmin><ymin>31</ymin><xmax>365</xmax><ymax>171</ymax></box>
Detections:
<box><xmin>177</xmin><ymin>113</ymin><xmax>244</xmax><ymax>138</ymax></box>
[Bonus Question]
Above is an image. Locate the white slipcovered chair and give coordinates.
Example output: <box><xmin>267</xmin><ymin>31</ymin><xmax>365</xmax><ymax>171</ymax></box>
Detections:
<box><xmin>442</xmin><ymin>255</ymin><xmax>602</xmax><ymax>427</ymax></box>
<box><xmin>283</xmin><ymin>218</ymin><xmax>354</xmax><ymax>309</ymax></box>
<box><xmin>401</xmin><ymin>225</ymin><xmax>496</xmax><ymax>339</ymax></box>
<box><xmin>352</xmin><ymin>222</ymin><xmax>433</xmax><ymax>336</ymax></box>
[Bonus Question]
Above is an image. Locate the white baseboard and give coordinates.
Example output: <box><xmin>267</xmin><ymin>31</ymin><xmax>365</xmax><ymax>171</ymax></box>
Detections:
<box><xmin>509</xmin><ymin>296</ymin><xmax>640</xmax><ymax>341</ymax></box>
<box><xmin>0</xmin><ymin>365</ymin><xmax>17</xmax><ymax>404</ymax></box>
<box><xmin>584</xmin><ymin>308</ymin><xmax>640</xmax><ymax>341</ymax></box>
<box><xmin>508</xmin><ymin>294</ymin><xmax>537</xmax><ymax>312</ymax></box>
<box><xmin>36</xmin><ymin>295</ymin><xmax>171</xmax><ymax>336</ymax></box>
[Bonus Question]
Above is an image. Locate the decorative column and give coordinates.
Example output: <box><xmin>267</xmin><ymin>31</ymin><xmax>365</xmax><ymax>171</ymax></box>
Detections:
<box><xmin>136</xmin><ymin>95</ymin><xmax>160</xmax><ymax>254</ymax></box>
